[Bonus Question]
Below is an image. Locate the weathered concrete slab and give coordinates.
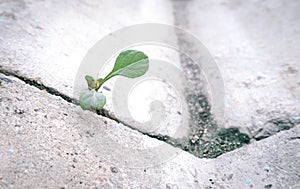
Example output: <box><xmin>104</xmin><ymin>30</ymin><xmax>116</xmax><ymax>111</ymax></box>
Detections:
<box><xmin>172</xmin><ymin>0</ymin><xmax>300</xmax><ymax>136</ymax></box>
<box><xmin>1</xmin><ymin>0</ymin><xmax>300</xmax><ymax>187</ymax></box>
<box><xmin>0</xmin><ymin>0</ymin><xmax>174</xmax><ymax>96</ymax></box>
<box><xmin>0</xmin><ymin>0</ymin><xmax>185</xmax><ymax>138</ymax></box>
<box><xmin>1</xmin><ymin>73</ymin><xmax>299</xmax><ymax>188</ymax></box>
<box><xmin>0</xmin><ymin>73</ymin><xmax>178</xmax><ymax>187</ymax></box>
<box><xmin>1</xmin><ymin>0</ymin><xmax>299</xmax><ymax>138</ymax></box>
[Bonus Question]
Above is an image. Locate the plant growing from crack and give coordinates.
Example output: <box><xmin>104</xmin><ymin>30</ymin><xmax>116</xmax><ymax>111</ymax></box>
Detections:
<box><xmin>79</xmin><ymin>50</ymin><xmax>149</xmax><ymax>110</ymax></box>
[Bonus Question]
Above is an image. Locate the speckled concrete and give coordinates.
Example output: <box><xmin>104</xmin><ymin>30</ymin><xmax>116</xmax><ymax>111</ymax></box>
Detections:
<box><xmin>1</xmin><ymin>0</ymin><xmax>299</xmax><ymax>138</ymax></box>
<box><xmin>172</xmin><ymin>0</ymin><xmax>300</xmax><ymax>136</ymax></box>
<box><xmin>1</xmin><ymin>0</ymin><xmax>300</xmax><ymax>188</ymax></box>
<box><xmin>0</xmin><ymin>0</ymin><xmax>174</xmax><ymax>96</ymax></box>
<box><xmin>0</xmin><ymin>73</ymin><xmax>299</xmax><ymax>188</ymax></box>
<box><xmin>0</xmin><ymin>0</ymin><xmax>183</xmax><ymax>138</ymax></box>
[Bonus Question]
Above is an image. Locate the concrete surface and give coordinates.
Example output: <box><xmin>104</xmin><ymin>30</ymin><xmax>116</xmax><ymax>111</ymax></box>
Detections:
<box><xmin>0</xmin><ymin>73</ymin><xmax>299</xmax><ymax>188</ymax></box>
<box><xmin>0</xmin><ymin>0</ymin><xmax>185</xmax><ymax>139</ymax></box>
<box><xmin>172</xmin><ymin>0</ymin><xmax>300</xmax><ymax>136</ymax></box>
<box><xmin>1</xmin><ymin>0</ymin><xmax>300</xmax><ymax>188</ymax></box>
<box><xmin>0</xmin><ymin>0</ymin><xmax>174</xmax><ymax>96</ymax></box>
<box><xmin>1</xmin><ymin>0</ymin><xmax>298</xmax><ymax>139</ymax></box>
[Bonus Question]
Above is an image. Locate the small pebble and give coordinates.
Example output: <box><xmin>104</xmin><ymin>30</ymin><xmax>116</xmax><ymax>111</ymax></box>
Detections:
<box><xmin>8</xmin><ymin>148</ymin><xmax>14</xmax><ymax>153</ymax></box>
<box><xmin>263</xmin><ymin>165</ymin><xmax>270</xmax><ymax>172</ymax></box>
<box><xmin>245</xmin><ymin>179</ymin><xmax>251</xmax><ymax>184</ymax></box>
<box><xmin>110</xmin><ymin>167</ymin><xmax>118</xmax><ymax>173</ymax></box>
<box><xmin>293</xmin><ymin>117</ymin><xmax>300</xmax><ymax>121</ymax></box>
<box><xmin>264</xmin><ymin>184</ymin><xmax>272</xmax><ymax>189</ymax></box>
<box><xmin>227</xmin><ymin>174</ymin><xmax>234</xmax><ymax>180</ymax></box>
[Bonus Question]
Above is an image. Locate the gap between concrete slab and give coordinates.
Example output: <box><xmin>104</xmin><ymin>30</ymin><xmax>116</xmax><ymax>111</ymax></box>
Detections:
<box><xmin>1</xmin><ymin>0</ymin><xmax>298</xmax><ymax>157</ymax></box>
<box><xmin>1</xmin><ymin>62</ymin><xmax>298</xmax><ymax>160</ymax></box>
<box><xmin>0</xmin><ymin>66</ymin><xmax>173</xmax><ymax>144</ymax></box>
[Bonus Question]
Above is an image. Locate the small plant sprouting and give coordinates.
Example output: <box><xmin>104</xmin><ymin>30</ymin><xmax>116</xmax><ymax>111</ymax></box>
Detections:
<box><xmin>79</xmin><ymin>50</ymin><xmax>149</xmax><ymax>110</ymax></box>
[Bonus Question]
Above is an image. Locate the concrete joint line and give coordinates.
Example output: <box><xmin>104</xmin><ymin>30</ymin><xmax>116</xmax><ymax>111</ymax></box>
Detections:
<box><xmin>0</xmin><ymin>66</ymin><xmax>173</xmax><ymax>143</ymax></box>
<box><xmin>0</xmin><ymin>58</ymin><xmax>298</xmax><ymax>160</ymax></box>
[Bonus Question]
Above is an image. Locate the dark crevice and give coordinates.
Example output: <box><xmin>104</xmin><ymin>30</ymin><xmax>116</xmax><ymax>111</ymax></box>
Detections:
<box><xmin>253</xmin><ymin>117</ymin><xmax>299</xmax><ymax>141</ymax></box>
<box><xmin>1</xmin><ymin>66</ymin><xmax>254</xmax><ymax>159</ymax></box>
<box><xmin>0</xmin><ymin>67</ymin><xmax>75</xmax><ymax>104</ymax></box>
<box><xmin>1</xmin><ymin>62</ymin><xmax>297</xmax><ymax>159</ymax></box>
<box><xmin>170</xmin><ymin>0</ymin><xmax>298</xmax><ymax>158</ymax></box>
<box><xmin>170</xmin><ymin>0</ymin><xmax>252</xmax><ymax>158</ymax></box>
<box><xmin>0</xmin><ymin>66</ymin><xmax>172</xmax><ymax>144</ymax></box>
<box><xmin>288</xmin><ymin>136</ymin><xmax>300</xmax><ymax>140</ymax></box>
<box><xmin>167</xmin><ymin>92</ymin><xmax>251</xmax><ymax>158</ymax></box>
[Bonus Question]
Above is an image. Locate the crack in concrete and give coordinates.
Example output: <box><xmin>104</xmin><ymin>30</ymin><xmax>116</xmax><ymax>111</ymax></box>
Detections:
<box><xmin>170</xmin><ymin>0</ymin><xmax>298</xmax><ymax>158</ymax></box>
<box><xmin>0</xmin><ymin>67</ymin><xmax>76</xmax><ymax>104</ymax></box>
<box><xmin>169</xmin><ymin>0</ymin><xmax>252</xmax><ymax>158</ymax></box>
<box><xmin>0</xmin><ymin>65</ymin><xmax>253</xmax><ymax>159</ymax></box>
<box><xmin>253</xmin><ymin>117</ymin><xmax>299</xmax><ymax>141</ymax></box>
<box><xmin>0</xmin><ymin>66</ymin><xmax>174</xmax><ymax>144</ymax></box>
<box><xmin>1</xmin><ymin>59</ymin><xmax>298</xmax><ymax>160</ymax></box>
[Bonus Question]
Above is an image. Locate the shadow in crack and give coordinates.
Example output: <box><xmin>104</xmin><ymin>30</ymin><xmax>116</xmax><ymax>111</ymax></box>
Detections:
<box><xmin>159</xmin><ymin>93</ymin><xmax>250</xmax><ymax>159</ymax></box>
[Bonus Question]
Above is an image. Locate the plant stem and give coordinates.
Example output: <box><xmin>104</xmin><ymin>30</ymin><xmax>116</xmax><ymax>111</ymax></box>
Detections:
<box><xmin>95</xmin><ymin>78</ymin><xmax>105</xmax><ymax>92</ymax></box>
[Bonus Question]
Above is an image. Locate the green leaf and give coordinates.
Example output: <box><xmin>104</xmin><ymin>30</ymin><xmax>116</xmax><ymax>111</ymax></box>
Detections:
<box><xmin>79</xmin><ymin>90</ymin><xmax>106</xmax><ymax>110</ymax></box>
<box><xmin>103</xmin><ymin>50</ymin><xmax>149</xmax><ymax>81</ymax></box>
<box><xmin>79</xmin><ymin>50</ymin><xmax>149</xmax><ymax>111</ymax></box>
<box><xmin>85</xmin><ymin>75</ymin><xmax>95</xmax><ymax>89</ymax></box>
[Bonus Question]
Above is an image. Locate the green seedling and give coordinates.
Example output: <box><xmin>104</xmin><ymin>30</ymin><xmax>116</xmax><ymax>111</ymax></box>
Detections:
<box><xmin>79</xmin><ymin>50</ymin><xmax>149</xmax><ymax>110</ymax></box>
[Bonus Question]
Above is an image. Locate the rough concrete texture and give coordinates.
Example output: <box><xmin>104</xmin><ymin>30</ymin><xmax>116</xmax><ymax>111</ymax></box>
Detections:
<box><xmin>0</xmin><ymin>0</ymin><xmax>174</xmax><ymax>96</ymax></box>
<box><xmin>1</xmin><ymin>0</ymin><xmax>300</xmax><ymax>188</ymax></box>
<box><xmin>1</xmin><ymin>73</ymin><xmax>299</xmax><ymax>188</ymax></box>
<box><xmin>0</xmin><ymin>0</ymin><xmax>184</xmax><ymax>138</ymax></box>
<box><xmin>172</xmin><ymin>0</ymin><xmax>300</xmax><ymax>136</ymax></box>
